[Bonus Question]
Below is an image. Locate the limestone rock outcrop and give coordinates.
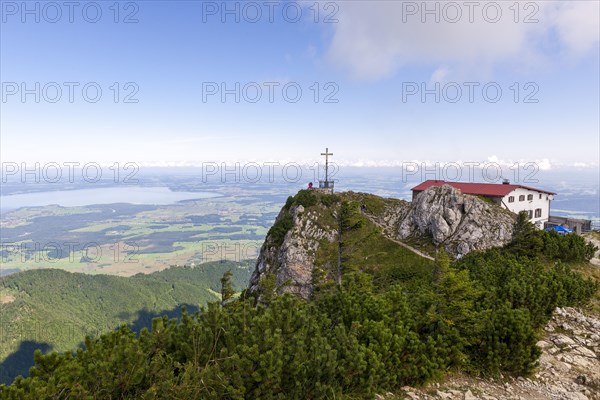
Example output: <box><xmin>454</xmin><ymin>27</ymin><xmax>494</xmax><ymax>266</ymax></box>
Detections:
<box><xmin>248</xmin><ymin>204</ymin><xmax>337</xmax><ymax>300</ymax></box>
<box><xmin>398</xmin><ymin>185</ymin><xmax>516</xmax><ymax>257</ymax></box>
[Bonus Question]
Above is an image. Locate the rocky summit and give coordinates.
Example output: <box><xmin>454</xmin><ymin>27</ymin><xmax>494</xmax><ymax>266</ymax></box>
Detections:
<box><xmin>249</xmin><ymin>185</ymin><xmax>518</xmax><ymax>300</ymax></box>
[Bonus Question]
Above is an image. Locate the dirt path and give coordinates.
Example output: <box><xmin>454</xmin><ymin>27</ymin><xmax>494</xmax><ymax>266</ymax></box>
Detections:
<box><xmin>364</xmin><ymin>214</ymin><xmax>435</xmax><ymax>261</ymax></box>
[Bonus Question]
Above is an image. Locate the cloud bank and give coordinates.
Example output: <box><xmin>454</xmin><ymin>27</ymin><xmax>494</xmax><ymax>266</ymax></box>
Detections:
<box><xmin>325</xmin><ymin>1</ymin><xmax>600</xmax><ymax>81</ymax></box>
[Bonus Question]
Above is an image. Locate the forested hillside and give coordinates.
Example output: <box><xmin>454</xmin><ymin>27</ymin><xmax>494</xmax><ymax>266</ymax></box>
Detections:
<box><xmin>0</xmin><ymin>261</ymin><xmax>253</xmax><ymax>384</ymax></box>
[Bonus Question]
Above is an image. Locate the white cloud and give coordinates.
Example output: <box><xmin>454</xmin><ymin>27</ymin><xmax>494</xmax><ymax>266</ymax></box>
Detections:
<box><xmin>325</xmin><ymin>1</ymin><xmax>599</xmax><ymax>81</ymax></box>
<box><xmin>536</xmin><ymin>158</ymin><xmax>552</xmax><ymax>171</ymax></box>
<box><xmin>487</xmin><ymin>155</ymin><xmax>500</xmax><ymax>164</ymax></box>
<box><xmin>547</xmin><ymin>1</ymin><xmax>600</xmax><ymax>57</ymax></box>
<box><xmin>430</xmin><ymin>66</ymin><xmax>450</xmax><ymax>83</ymax></box>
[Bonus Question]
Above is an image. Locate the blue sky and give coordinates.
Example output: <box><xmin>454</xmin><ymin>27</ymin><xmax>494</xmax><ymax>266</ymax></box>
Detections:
<box><xmin>1</xmin><ymin>0</ymin><xmax>599</xmax><ymax>168</ymax></box>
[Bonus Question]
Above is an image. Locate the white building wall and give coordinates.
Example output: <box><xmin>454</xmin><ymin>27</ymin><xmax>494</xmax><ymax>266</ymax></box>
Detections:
<box><xmin>501</xmin><ymin>188</ymin><xmax>553</xmax><ymax>228</ymax></box>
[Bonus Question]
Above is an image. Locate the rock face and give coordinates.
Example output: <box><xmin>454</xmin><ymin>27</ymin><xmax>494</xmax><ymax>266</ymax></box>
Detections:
<box><xmin>398</xmin><ymin>185</ymin><xmax>516</xmax><ymax>257</ymax></box>
<box><xmin>248</xmin><ymin>204</ymin><xmax>337</xmax><ymax>300</ymax></box>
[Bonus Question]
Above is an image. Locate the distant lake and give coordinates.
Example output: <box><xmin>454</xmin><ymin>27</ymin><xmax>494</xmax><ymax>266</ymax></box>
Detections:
<box><xmin>0</xmin><ymin>187</ymin><xmax>221</xmax><ymax>214</ymax></box>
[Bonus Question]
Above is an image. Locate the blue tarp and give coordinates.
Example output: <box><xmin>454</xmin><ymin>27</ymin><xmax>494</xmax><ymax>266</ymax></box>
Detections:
<box><xmin>545</xmin><ymin>226</ymin><xmax>573</xmax><ymax>233</ymax></box>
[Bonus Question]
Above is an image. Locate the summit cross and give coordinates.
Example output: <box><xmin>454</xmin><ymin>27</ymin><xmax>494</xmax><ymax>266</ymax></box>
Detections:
<box><xmin>321</xmin><ymin>147</ymin><xmax>333</xmax><ymax>184</ymax></box>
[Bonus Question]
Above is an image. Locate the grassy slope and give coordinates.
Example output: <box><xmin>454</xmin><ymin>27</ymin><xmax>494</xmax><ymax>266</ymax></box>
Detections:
<box><xmin>285</xmin><ymin>191</ymin><xmax>436</xmax><ymax>291</ymax></box>
<box><xmin>0</xmin><ymin>261</ymin><xmax>253</xmax><ymax>383</ymax></box>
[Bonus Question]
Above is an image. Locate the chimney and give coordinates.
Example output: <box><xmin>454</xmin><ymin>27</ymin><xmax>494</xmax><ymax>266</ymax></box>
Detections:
<box><xmin>502</xmin><ymin>179</ymin><xmax>510</xmax><ymax>185</ymax></box>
